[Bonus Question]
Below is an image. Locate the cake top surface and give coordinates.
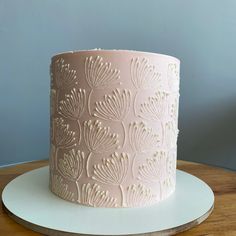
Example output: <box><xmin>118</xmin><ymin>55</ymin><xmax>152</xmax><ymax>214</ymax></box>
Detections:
<box><xmin>51</xmin><ymin>49</ymin><xmax>180</xmax><ymax>63</ymax></box>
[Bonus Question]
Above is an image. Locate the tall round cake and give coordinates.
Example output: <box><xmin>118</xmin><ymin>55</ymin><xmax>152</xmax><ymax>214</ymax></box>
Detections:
<box><xmin>49</xmin><ymin>50</ymin><xmax>180</xmax><ymax>208</ymax></box>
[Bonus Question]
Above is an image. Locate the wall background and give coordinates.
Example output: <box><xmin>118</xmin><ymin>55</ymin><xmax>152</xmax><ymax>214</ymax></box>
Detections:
<box><xmin>0</xmin><ymin>0</ymin><xmax>236</xmax><ymax>170</ymax></box>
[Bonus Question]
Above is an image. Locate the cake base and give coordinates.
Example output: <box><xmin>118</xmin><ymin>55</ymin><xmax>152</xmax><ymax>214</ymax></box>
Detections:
<box><xmin>2</xmin><ymin>166</ymin><xmax>214</xmax><ymax>235</ymax></box>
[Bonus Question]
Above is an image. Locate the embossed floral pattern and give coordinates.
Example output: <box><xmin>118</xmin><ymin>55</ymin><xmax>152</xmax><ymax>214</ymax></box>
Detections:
<box><xmin>92</xmin><ymin>152</ymin><xmax>129</xmax><ymax>206</ymax></box>
<box><xmin>59</xmin><ymin>88</ymin><xmax>86</xmax><ymax>144</ymax></box>
<box><xmin>50</xmin><ymin>174</ymin><xmax>75</xmax><ymax>202</ymax></box>
<box><xmin>51</xmin><ymin>58</ymin><xmax>78</xmax><ymax>114</ymax></box>
<box><xmin>94</xmin><ymin>89</ymin><xmax>131</xmax><ymax>148</ymax></box>
<box><xmin>52</xmin><ymin>118</ymin><xmax>76</xmax><ymax>148</ymax></box>
<box><xmin>130</xmin><ymin>57</ymin><xmax>161</xmax><ymax>116</ymax></box>
<box><xmin>58</xmin><ymin>149</ymin><xmax>84</xmax><ymax>180</ymax></box>
<box><xmin>85</xmin><ymin>56</ymin><xmax>120</xmax><ymax>115</ymax></box>
<box><xmin>129</xmin><ymin>122</ymin><xmax>160</xmax><ymax>152</ymax></box>
<box><xmin>138</xmin><ymin>151</ymin><xmax>168</xmax><ymax>200</ymax></box>
<box><xmin>80</xmin><ymin>183</ymin><xmax>118</xmax><ymax>207</ymax></box>
<box><xmin>52</xmin><ymin>58</ymin><xmax>77</xmax><ymax>89</ymax></box>
<box><xmin>139</xmin><ymin>91</ymin><xmax>169</xmax><ymax>121</ymax></box>
<box><xmin>83</xmin><ymin>120</ymin><xmax>119</xmax><ymax>177</ymax></box>
<box><xmin>126</xmin><ymin>184</ymin><xmax>156</xmax><ymax>207</ymax></box>
<box><xmin>85</xmin><ymin>56</ymin><xmax>120</xmax><ymax>89</ymax></box>
<box><xmin>94</xmin><ymin>88</ymin><xmax>131</xmax><ymax>121</ymax></box>
<box><xmin>83</xmin><ymin>120</ymin><xmax>119</xmax><ymax>153</ymax></box>
<box><xmin>58</xmin><ymin>149</ymin><xmax>85</xmax><ymax>201</ymax></box>
<box><xmin>92</xmin><ymin>152</ymin><xmax>129</xmax><ymax>185</ymax></box>
<box><xmin>59</xmin><ymin>88</ymin><xmax>86</xmax><ymax>120</ymax></box>
<box><xmin>51</xmin><ymin>118</ymin><xmax>76</xmax><ymax>170</ymax></box>
<box><xmin>49</xmin><ymin>52</ymin><xmax>179</xmax><ymax>208</ymax></box>
<box><xmin>139</xmin><ymin>91</ymin><xmax>169</xmax><ymax>144</ymax></box>
<box><xmin>128</xmin><ymin>122</ymin><xmax>160</xmax><ymax>178</ymax></box>
<box><xmin>130</xmin><ymin>57</ymin><xmax>161</xmax><ymax>90</ymax></box>
<box><xmin>138</xmin><ymin>151</ymin><xmax>167</xmax><ymax>183</ymax></box>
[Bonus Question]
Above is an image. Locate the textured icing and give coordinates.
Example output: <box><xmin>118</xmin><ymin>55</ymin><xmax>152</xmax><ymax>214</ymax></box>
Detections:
<box><xmin>126</xmin><ymin>183</ymin><xmax>156</xmax><ymax>207</ymax></box>
<box><xmin>130</xmin><ymin>57</ymin><xmax>161</xmax><ymax>117</ymax></box>
<box><xmin>80</xmin><ymin>183</ymin><xmax>118</xmax><ymax>207</ymax></box>
<box><xmin>93</xmin><ymin>88</ymin><xmax>131</xmax><ymax>121</ymax></box>
<box><xmin>92</xmin><ymin>152</ymin><xmax>129</xmax><ymax>207</ymax></box>
<box><xmin>85</xmin><ymin>56</ymin><xmax>120</xmax><ymax>116</ymax></box>
<box><xmin>83</xmin><ymin>120</ymin><xmax>119</xmax><ymax>177</ymax></box>
<box><xmin>59</xmin><ymin>88</ymin><xmax>86</xmax><ymax>144</ymax></box>
<box><xmin>49</xmin><ymin>50</ymin><xmax>180</xmax><ymax>208</ymax></box>
<box><xmin>50</xmin><ymin>174</ymin><xmax>75</xmax><ymax>202</ymax></box>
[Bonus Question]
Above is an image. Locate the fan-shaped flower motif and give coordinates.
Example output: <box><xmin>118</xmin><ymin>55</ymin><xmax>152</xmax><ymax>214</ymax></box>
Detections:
<box><xmin>52</xmin><ymin>58</ymin><xmax>77</xmax><ymax>89</ymax></box>
<box><xmin>52</xmin><ymin>118</ymin><xmax>76</xmax><ymax>148</ymax></box>
<box><xmin>167</xmin><ymin>63</ymin><xmax>179</xmax><ymax>92</ymax></box>
<box><xmin>92</xmin><ymin>152</ymin><xmax>129</xmax><ymax>185</ymax></box>
<box><xmin>83</xmin><ymin>120</ymin><xmax>119</xmax><ymax>177</ymax></box>
<box><xmin>139</xmin><ymin>91</ymin><xmax>169</xmax><ymax>121</ymax></box>
<box><xmin>138</xmin><ymin>151</ymin><xmax>167</xmax><ymax>183</ymax></box>
<box><xmin>139</xmin><ymin>91</ymin><xmax>169</xmax><ymax>144</ymax></box>
<box><xmin>128</xmin><ymin>122</ymin><xmax>160</xmax><ymax>178</ymax></box>
<box><xmin>85</xmin><ymin>56</ymin><xmax>120</xmax><ymax>116</ymax></box>
<box><xmin>129</xmin><ymin>122</ymin><xmax>159</xmax><ymax>153</ymax></box>
<box><xmin>51</xmin><ymin>118</ymin><xmax>76</xmax><ymax>170</ymax></box>
<box><xmin>138</xmin><ymin>151</ymin><xmax>168</xmax><ymax>199</ymax></box>
<box><xmin>94</xmin><ymin>89</ymin><xmax>131</xmax><ymax>121</ymax></box>
<box><xmin>50</xmin><ymin>58</ymin><xmax>77</xmax><ymax>114</ymax></box>
<box><xmin>83</xmin><ymin>120</ymin><xmax>119</xmax><ymax>153</ymax></box>
<box><xmin>94</xmin><ymin>89</ymin><xmax>131</xmax><ymax>148</ymax></box>
<box><xmin>126</xmin><ymin>184</ymin><xmax>156</xmax><ymax>207</ymax></box>
<box><xmin>50</xmin><ymin>174</ymin><xmax>75</xmax><ymax>202</ymax></box>
<box><xmin>130</xmin><ymin>57</ymin><xmax>161</xmax><ymax>90</ymax></box>
<box><xmin>92</xmin><ymin>152</ymin><xmax>129</xmax><ymax>207</ymax></box>
<box><xmin>59</xmin><ymin>88</ymin><xmax>86</xmax><ymax>144</ymax></box>
<box><xmin>58</xmin><ymin>149</ymin><xmax>85</xmax><ymax>202</ymax></box>
<box><xmin>85</xmin><ymin>56</ymin><xmax>120</xmax><ymax>89</ymax></box>
<box><xmin>59</xmin><ymin>88</ymin><xmax>86</xmax><ymax>120</ymax></box>
<box><xmin>130</xmin><ymin>57</ymin><xmax>161</xmax><ymax>117</ymax></box>
<box><xmin>80</xmin><ymin>183</ymin><xmax>118</xmax><ymax>207</ymax></box>
<box><xmin>58</xmin><ymin>149</ymin><xmax>85</xmax><ymax>181</ymax></box>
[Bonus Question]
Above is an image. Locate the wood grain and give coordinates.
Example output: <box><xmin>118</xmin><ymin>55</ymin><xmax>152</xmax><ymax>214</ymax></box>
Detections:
<box><xmin>0</xmin><ymin>160</ymin><xmax>235</xmax><ymax>235</ymax></box>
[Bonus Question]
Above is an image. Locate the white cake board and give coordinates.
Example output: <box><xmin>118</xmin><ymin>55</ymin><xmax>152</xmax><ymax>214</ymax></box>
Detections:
<box><xmin>2</xmin><ymin>166</ymin><xmax>214</xmax><ymax>236</ymax></box>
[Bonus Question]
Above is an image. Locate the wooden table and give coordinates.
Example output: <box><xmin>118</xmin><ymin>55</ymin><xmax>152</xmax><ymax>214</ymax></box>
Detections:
<box><xmin>0</xmin><ymin>160</ymin><xmax>235</xmax><ymax>236</ymax></box>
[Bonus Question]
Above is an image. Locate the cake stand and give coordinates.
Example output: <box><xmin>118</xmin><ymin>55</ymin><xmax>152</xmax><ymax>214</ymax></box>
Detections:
<box><xmin>2</xmin><ymin>166</ymin><xmax>214</xmax><ymax>235</ymax></box>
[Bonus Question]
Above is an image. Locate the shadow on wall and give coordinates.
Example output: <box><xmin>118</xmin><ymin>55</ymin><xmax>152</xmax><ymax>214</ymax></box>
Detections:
<box><xmin>178</xmin><ymin>100</ymin><xmax>236</xmax><ymax>171</ymax></box>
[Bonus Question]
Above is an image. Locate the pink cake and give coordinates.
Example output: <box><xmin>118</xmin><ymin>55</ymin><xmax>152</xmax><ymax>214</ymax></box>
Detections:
<box><xmin>49</xmin><ymin>49</ymin><xmax>180</xmax><ymax>208</ymax></box>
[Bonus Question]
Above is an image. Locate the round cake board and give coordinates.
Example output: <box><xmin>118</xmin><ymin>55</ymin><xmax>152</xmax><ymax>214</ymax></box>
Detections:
<box><xmin>2</xmin><ymin>167</ymin><xmax>214</xmax><ymax>236</ymax></box>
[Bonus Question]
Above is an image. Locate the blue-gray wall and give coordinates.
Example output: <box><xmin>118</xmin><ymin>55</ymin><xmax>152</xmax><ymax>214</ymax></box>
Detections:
<box><xmin>1</xmin><ymin>0</ymin><xmax>236</xmax><ymax>170</ymax></box>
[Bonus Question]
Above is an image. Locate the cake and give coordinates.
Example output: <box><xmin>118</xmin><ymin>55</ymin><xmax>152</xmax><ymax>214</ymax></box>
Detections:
<box><xmin>49</xmin><ymin>49</ymin><xmax>180</xmax><ymax>208</ymax></box>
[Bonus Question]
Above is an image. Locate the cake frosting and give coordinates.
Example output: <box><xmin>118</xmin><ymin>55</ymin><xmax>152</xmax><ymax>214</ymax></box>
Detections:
<box><xmin>49</xmin><ymin>50</ymin><xmax>180</xmax><ymax>208</ymax></box>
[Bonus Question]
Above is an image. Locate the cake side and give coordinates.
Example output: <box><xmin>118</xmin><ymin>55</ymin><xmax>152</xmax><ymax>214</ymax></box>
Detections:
<box><xmin>49</xmin><ymin>50</ymin><xmax>180</xmax><ymax>208</ymax></box>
